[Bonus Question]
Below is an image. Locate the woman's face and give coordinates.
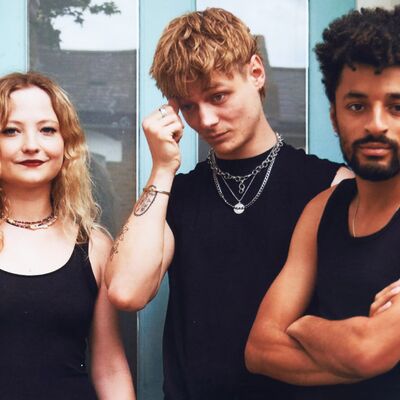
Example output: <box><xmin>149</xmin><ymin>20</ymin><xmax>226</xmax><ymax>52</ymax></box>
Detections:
<box><xmin>0</xmin><ymin>86</ymin><xmax>64</xmax><ymax>191</ymax></box>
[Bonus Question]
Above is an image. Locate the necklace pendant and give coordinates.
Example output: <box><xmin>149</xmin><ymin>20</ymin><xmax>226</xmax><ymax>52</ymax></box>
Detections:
<box><xmin>233</xmin><ymin>202</ymin><xmax>245</xmax><ymax>214</ymax></box>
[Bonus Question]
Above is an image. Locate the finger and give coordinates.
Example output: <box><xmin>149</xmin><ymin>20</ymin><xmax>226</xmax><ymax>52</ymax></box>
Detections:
<box><xmin>374</xmin><ymin>279</ymin><xmax>400</xmax><ymax>300</ymax></box>
<box><xmin>375</xmin><ymin>301</ymin><xmax>392</xmax><ymax>316</ymax></box>
<box><xmin>370</xmin><ymin>287</ymin><xmax>400</xmax><ymax>316</ymax></box>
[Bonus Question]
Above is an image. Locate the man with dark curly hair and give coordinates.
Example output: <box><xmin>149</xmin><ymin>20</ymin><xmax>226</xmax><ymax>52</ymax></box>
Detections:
<box><xmin>247</xmin><ymin>6</ymin><xmax>400</xmax><ymax>399</ymax></box>
<box><xmin>106</xmin><ymin>7</ymin><xmax>350</xmax><ymax>400</ymax></box>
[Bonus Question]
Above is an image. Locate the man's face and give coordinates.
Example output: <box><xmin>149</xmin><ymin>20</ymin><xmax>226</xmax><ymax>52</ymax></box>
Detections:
<box><xmin>176</xmin><ymin>55</ymin><xmax>266</xmax><ymax>159</ymax></box>
<box><xmin>332</xmin><ymin>64</ymin><xmax>400</xmax><ymax>181</ymax></box>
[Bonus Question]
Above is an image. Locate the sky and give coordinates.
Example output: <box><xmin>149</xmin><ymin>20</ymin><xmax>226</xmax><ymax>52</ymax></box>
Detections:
<box><xmin>53</xmin><ymin>0</ymin><xmax>137</xmax><ymax>51</ymax></box>
<box><xmin>54</xmin><ymin>0</ymin><xmax>307</xmax><ymax>68</ymax></box>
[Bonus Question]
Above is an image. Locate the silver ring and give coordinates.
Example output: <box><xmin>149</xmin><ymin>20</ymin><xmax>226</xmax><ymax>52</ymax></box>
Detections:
<box><xmin>159</xmin><ymin>105</ymin><xmax>168</xmax><ymax>118</ymax></box>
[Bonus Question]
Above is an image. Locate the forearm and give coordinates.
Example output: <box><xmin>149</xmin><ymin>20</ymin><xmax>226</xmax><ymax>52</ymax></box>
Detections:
<box><xmin>92</xmin><ymin>367</ymin><xmax>136</xmax><ymax>400</ymax></box>
<box><xmin>106</xmin><ymin>167</ymin><xmax>175</xmax><ymax>310</ymax></box>
<box><xmin>246</xmin><ymin>325</ymin><xmax>358</xmax><ymax>385</ymax></box>
<box><xmin>288</xmin><ymin>315</ymin><xmax>374</xmax><ymax>378</ymax></box>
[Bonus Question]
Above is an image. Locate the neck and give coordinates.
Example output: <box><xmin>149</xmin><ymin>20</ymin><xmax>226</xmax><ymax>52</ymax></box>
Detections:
<box><xmin>351</xmin><ymin>174</ymin><xmax>400</xmax><ymax>237</ymax></box>
<box><xmin>355</xmin><ymin>175</ymin><xmax>400</xmax><ymax>210</ymax></box>
<box><xmin>3</xmin><ymin>185</ymin><xmax>53</xmax><ymax>221</ymax></box>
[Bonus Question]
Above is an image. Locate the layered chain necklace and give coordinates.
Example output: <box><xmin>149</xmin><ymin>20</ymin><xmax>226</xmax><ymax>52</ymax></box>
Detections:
<box><xmin>208</xmin><ymin>133</ymin><xmax>284</xmax><ymax>214</ymax></box>
<box><xmin>6</xmin><ymin>212</ymin><xmax>58</xmax><ymax>230</ymax></box>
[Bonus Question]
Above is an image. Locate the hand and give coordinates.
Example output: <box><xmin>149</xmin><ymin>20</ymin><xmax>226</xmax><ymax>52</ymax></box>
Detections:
<box><xmin>142</xmin><ymin>99</ymin><xmax>184</xmax><ymax>173</ymax></box>
<box><xmin>369</xmin><ymin>279</ymin><xmax>400</xmax><ymax>317</ymax></box>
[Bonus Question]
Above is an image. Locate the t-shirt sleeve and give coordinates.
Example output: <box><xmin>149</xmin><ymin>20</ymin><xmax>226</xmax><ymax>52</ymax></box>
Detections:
<box><xmin>166</xmin><ymin>173</ymin><xmax>185</xmax><ymax>234</ymax></box>
<box><xmin>293</xmin><ymin>148</ymin><xmax>343</xmax><ymax>204</ymax></box>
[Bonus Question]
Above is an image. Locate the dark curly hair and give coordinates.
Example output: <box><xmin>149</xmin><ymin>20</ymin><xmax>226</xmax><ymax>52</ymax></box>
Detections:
<box><xmin>315</xmin><ymin>6</ymin><xmax>400</xmax><ymax>103</ymax></box>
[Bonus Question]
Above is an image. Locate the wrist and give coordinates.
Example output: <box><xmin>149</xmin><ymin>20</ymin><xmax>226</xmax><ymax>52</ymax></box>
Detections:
<box><xmin>149</xmin><ymin>167</ymin><xmax>176</xmax><ymax>189</ymax></box>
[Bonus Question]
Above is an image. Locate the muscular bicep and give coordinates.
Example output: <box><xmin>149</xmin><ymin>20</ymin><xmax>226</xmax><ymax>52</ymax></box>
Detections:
<box><xmin>256</xmin><ymin>189</ymin><xmax>332</xmax><ymax>330</ymax></box>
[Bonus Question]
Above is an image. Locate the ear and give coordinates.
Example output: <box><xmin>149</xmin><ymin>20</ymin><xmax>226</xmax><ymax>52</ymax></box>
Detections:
<box><xmin>330</xmin><ymin>104</ymin><xmax>339</xmax><ymax>134</ymax></box>
<box><xmin>248</xmin><ymin>54</ymin><xmax>265</xmax><ymax>90</ymax></box>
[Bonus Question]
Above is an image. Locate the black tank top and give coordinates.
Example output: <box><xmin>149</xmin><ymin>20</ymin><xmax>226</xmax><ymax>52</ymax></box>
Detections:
<box><xmin>0</xmin><ymin>243</ymin><xmax>98</xmax><ymax>400</ymax></box>
<box><xmin>296</xmin><ymin>179</ymin><xmax>400</xmax><ymax>400</ymax></box>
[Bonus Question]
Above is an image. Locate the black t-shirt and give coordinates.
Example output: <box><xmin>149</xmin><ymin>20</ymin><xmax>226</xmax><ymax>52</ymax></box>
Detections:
<box><xmin>294</xmin><ymin>179</ymin><xmax>400</xmax><ymax>400</ymax></box>
<box><xmin>165</xmin><ymin>143</ymin><xmax>341</xmax><ymax>400</ymax></box>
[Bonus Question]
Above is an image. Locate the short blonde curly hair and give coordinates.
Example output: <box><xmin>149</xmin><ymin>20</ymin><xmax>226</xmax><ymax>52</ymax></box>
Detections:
<box><xmin>0</xmin><ymin>71</ymin><xmax>99</xmax><ymax>243</ymax></box>
<box><xmin>151</xmin><ymin>7</ymin><xmax>265</xmax><ymax>99</ymax></box>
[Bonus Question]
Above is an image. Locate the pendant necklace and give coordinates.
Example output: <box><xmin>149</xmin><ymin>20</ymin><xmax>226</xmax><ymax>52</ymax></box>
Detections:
<box><xmin>210</xmin><ymin>132</ymin><xmax>283</xmax><ymax>214</ymax></box>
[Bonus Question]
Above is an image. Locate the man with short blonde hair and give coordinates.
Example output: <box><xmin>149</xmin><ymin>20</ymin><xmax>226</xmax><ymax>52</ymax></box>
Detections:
<box><xmin>106</xmin><ymin>8</ymin><xmax>348</xmax><ymax>399</ymax></box>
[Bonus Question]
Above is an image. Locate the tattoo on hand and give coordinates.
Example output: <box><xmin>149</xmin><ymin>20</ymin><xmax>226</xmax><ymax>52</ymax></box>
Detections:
<box><xmin>134</xmin><ymin>189</ymin><xmax>157</xmax><ymax>216</ymax></box>
<box><xmin>110</xmin><ymin>225</ymin><xmax>129</xmax><ymax>260</ymax></box>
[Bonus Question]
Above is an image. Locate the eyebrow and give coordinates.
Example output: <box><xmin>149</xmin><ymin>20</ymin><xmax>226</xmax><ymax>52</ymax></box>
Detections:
<box><xmin>343</xmin><ymin>91</ymin><xmax>368</xmax><ymax>100</ymax></box>
<box><xmin>6</xmin><ymin>119</ymin><xmax>59</xmax><ymax>125</ymax></box>
<box><xmin>343</xmin><ymin>91</ymin><xmax>400</xmax><ymax>100</ymax></box>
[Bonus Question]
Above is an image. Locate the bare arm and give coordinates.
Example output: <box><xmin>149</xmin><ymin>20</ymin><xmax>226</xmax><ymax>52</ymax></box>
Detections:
<box><xmin>288</xmin><ymin>285</ymin><xmax>400</xmax><ymax>379</ymax></box>
<box><xmin>89</xmin><ymin>230</ymin><xmax>136</xmax><ymax>400</ymax></box>
<box><xmin>105</xmin><ymin>101</ymin><xmax>183</xmax><ymax>311</ymax></box>
<box><xmin>246</xmin><ymin>188</ymin><xmax>359</xmax><ymax>385</ymax></box>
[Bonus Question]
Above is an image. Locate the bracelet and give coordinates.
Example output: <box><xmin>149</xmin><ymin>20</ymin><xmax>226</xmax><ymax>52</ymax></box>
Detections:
<box><xmin>143</xmin><ymin>185</ymin><xmax>170</xmax><ymax>196</ymax></box>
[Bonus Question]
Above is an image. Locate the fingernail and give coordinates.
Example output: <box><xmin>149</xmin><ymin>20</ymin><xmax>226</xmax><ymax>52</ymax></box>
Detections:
<box><xmin>391</xmin><ymin>286</ymin><xmax>400</xmax><ymax>294</ymax></box>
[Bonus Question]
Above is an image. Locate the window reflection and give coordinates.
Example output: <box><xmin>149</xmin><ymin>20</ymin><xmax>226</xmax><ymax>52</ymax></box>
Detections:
<box><xmin>29</xmin><ymin>0</ymin><xmax>137</xmax><ymax>378</ymax></box>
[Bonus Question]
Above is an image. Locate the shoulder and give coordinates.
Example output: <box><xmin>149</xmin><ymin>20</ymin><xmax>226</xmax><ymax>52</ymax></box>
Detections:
<box><xmin>297</xmin><ymin>186</ymin><xmax>338</xmax><ymax>232</ymax></box>
<box><xmin>170</xmin><ymin>160</ymin><xmax>208</xmax><ymax>194</ymax></box>
<box><xmin>283</xmin><ymin>144</ymin><xmax>340</xmax><ymax>170</ymax></box>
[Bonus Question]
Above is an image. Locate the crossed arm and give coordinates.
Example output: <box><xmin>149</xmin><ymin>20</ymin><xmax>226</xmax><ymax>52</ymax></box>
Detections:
<box><xmin>245</xmin><ymin>187</ymin><xmax>400</xmax><ymax>385</ymax></box>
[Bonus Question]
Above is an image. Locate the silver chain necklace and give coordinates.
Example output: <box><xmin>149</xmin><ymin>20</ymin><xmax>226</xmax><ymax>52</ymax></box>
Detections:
<box><xmin>210</xmin><ymin>133</ymin><xmax>283</xmax><ymax>214</ymax></box>
<box><xmin>208</xmin><ymin>132</ymin><xmax>283</xmax><ymax>194</ymax></box>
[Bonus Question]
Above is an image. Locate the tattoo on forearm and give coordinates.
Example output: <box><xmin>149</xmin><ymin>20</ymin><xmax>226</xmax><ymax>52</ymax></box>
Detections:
<box><xmin>134</xmin><ymin>189</ymin><xmax>157</xmax><ymax>216</ymax></box>
<box><xmin>110</xmin><ymin>224</ymin><xmax>129</xmax><ymax>260</ymax></box>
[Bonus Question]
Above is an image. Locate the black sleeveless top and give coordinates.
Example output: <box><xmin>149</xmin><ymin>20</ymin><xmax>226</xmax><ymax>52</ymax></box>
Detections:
<box><xmin>165</xmin><ymin>144</ymin><xmax>341</xmax><ymax>400</ymax></box>
<box><xmin>295</xmin><ymin>179</ymin><xmax>400</xmax><ymax>399</ymax></box>
<box><xmin>0</xmin><ymin>243</ymin><xmax>99</xmax><ymax>400</ymax></box>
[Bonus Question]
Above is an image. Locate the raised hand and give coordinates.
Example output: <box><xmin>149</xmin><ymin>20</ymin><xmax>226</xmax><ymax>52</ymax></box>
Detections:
<box><xmin>142</xmin><ymin>99</ymin><xmax>184</xmax><ymax>174</ymax></box>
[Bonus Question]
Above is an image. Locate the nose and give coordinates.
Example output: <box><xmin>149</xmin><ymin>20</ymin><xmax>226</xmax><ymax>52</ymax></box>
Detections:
<box><xmin>365</xmin><ymin>106</ymin><xmax>388</xmax><ymax>136</ymax></box>
<box><xmin>198</xmin><ymin>104</ymin><xmax>219</xmax><ymax>129</ymax></box>
<box><xmin>21</xmin><ymin>131</ymin><xmax>40</xmax><ymax>153</ymax></box>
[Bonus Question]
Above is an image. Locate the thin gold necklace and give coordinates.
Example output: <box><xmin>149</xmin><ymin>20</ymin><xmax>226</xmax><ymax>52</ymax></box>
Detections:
<box><xmin>351</xmin><ymin>196</ymin><xmax>360</xmax><ymax>238</ymax></box>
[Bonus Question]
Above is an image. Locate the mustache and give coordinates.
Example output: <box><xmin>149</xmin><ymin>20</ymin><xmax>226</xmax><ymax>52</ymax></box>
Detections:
<box><xmin>353</xmin><ymin>134</ymin><xmax>398</xmax><ymax>149</ymax></box>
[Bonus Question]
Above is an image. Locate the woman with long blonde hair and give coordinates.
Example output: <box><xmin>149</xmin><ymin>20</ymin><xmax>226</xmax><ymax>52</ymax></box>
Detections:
<box><xmin>0</xmin><ymin>72</ymin><xmax>135</xmax><ymax>399</ymax></box>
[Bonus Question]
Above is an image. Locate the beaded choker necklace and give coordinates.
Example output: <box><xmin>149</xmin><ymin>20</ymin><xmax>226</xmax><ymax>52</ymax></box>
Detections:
<box><xmin>6</xmin><ymin>213</ymin><xmax>58</xmax><ymax>230</ymax></box>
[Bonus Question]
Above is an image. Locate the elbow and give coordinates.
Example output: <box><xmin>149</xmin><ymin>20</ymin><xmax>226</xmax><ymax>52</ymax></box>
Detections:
<box><xmin>244</xmin><ymin>341</ymin><xmax>259</xmax><ymax>374</ymax></box>
<box><xmin>107</xmin><ymin>280</ymin><xmax>156</xmax><ymax>311</ymax></box>
<box><xmin>245</xmin><ymin>336</ymin><xmax>266</xmax><ymax>375</ymax></box>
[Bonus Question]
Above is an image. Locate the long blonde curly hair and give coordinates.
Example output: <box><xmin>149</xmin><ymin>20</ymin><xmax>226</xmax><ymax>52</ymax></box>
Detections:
<box><xmin>0</xmin><ymin>71</ymin><xmax>99</xmax><ymax>244</ymax></box>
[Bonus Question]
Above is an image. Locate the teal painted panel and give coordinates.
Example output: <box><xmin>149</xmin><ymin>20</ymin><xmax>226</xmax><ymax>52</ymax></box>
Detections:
<box><xmin>0</xmin><ymin>0</ymin><xmax>27</xmax><ymax>75</ymax></box>
<box><xmin>308</xmin><ymin>0</ymin><xmax>355</xmax><ymax>162</ymax></box>
<box><xmin>137</xmin><ymin>1</ymin><xmax>196</xmax><ymax>400</ymax></box>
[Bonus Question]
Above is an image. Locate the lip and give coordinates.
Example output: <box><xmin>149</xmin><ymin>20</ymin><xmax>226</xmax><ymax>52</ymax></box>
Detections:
<box><xmin>357</xmin><ymin>144</ymin><xmax>391</xmax><ymax>157</ymax></box>
<box><xmin>206</xmin><ymin>131</ymin><xmax>228</xmax><ymax>143</ymax></box>
<box><xmin>18</xmin><ymin>160</ymin><xmax>45</xmax><ymax>167</ymax></box>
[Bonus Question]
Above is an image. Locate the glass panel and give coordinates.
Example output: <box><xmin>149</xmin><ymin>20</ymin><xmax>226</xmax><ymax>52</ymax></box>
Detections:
<box><xmin>29</xmin><ymin>0</ymin><xmax>137</xmax><ymax>377</ymax></box>
<box><xmin>196</xmin><ymin>0</ymin><xmax>308</xmax><ymax>160</ymax></box>
<box><xmin>357</xmin><ymin>0</ymin><xmax>400</xmax><ymax>8</ymax></box>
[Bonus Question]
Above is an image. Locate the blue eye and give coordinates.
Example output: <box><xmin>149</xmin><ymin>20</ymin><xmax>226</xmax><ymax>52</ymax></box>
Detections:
<box><xmin>1</xmin><ymin>127</ymin><xmax>18</xmax><ymax>135</ymax></box>
<box><xmin>41</xmin><ymin>127</ymin><xmax>57</xmax><ymax>134</ymax></box>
